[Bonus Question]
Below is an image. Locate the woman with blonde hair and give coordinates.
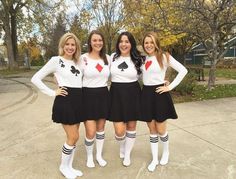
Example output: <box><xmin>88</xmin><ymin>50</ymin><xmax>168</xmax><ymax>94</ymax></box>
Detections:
<box><xmin>141</xmin><ymin>32</ymin><xmax>187</xmax><ymax>172</ymax></box>
<box><xmin>31</xmin><ymin>32</ymin><xmax>84</xmax><ymax>178</ymax></box>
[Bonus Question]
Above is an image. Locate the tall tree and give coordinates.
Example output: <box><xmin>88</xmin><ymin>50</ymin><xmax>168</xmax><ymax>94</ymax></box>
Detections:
<box><xmin>0</xmin><ymin>0</ymin><xmax>63</xmax><ymax>69</ymax></box>
<box><xmin>18</xmin><ymin>36</ymin><xmax>41</xmax><ymax>69</ymax></box>
<box><xmin>83</xmin><ymin>0</ymin><xmax>124</xmax><ymax>54</ymax></box>
<box><xmin>174</xmin><ymin>0</ymin><xmax>236</xmax><ymax>89</ymax></box>
<box><xmin>0</xmin><ymin>0</ymin><xmax>23</xmax><ymax>69</ymax></box>
<box><xmin>44</xmin><ymin>14</ymin><xmax>67</xmax><ymax>60</ymax></box>
<box><xmin>70</xmin><ymin>14</ymin><xmax>90</xmax><ymax>53</ymax></box>
<box><xmin>122</xmin><ymin>0</ymin><xmax>186</xmax><ymax>50</ymax></box>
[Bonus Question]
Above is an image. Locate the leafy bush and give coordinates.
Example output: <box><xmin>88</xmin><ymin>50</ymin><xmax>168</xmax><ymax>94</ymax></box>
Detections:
<box><xmin>31</xmin><ymin>55</ymin><xmax>45</xmax><ymax>66</ymax></box>
<box><xmin>168</xmin><ymin>69</ymin><xmax>197</xmax><ymax>95</ymax></box>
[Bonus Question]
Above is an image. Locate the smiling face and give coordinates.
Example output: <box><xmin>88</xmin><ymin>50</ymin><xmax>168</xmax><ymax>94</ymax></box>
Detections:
<box><xmin>143</xmin><ymin>36</ymin><xmax>156</xmax><ymax>56</ymax></box>
<box><xmin>118</xmin><ymin>35</ymin><xmax>131</xmax><ymax>57</ymax></box>
<box><xmin>90</xmin><ymin>34</ymin><xmax>104</xmax><ymax>53</ymax></box>
<box><xmin>63</xmin><ymin>38</ymin><xmax>76</xmax><ymax>59</ymax></box>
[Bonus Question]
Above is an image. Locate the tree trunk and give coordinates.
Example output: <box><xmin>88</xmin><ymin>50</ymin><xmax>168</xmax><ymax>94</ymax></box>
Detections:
<box><xmin>5</xmin><ymin>29</ymin><xmax>17</xmax><ymax>70</ymax></box>
<box><xmin>207</xmin><ymin>32</ymin><xmax>218</xmax><ymax>90</ymax></box>
<box><xmin>3</xmin><ymin>12</ymin><xmax>17</xmax><ymax>70</ymax></box>
<box><xmin>107</xmin><ymin>37</ymin><xmax>112</xmax><ymax>55</ymax></box>
<box><xmin>207</xmin><ymin>60</ymin><xmax>216</xmax><ymax>90</ymax></box>
<box><xmin>11</xmin><ymin>9</ymin><xmax>19</xmax><ymax>64</ymax></box>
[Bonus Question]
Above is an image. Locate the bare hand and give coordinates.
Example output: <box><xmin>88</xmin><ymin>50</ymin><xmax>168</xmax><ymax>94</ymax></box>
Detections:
<box><xmin>55</xmin><ymin>87</ymin><xmax>68</xmax><ymax>96</ymax></box>
<box><xmin>155</xmin><ymin>86</ymin><xmax>170</xmax><ymax>94</ymax></box>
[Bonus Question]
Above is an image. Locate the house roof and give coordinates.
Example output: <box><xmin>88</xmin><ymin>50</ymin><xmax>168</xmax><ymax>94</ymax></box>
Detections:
<box><xmin>224</xmin><ymin>36</ymin><xmax>236</xmax><ymax>45</ymax></box>
<box><xmin>191</xmin><ymin>36</ymin><xmax>236</xmax><ymax>51</ymax></box>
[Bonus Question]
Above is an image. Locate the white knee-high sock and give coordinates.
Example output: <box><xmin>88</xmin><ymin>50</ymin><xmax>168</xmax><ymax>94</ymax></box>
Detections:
<box><xmin>123</xmin><ymin>130</ymin><xmax>136</xmax><ymax>167</ymax></box>
<box><xmin>85</xmin><ymin>137</ymin><xmax>95</xmax><ymax>168</ymax></box>
<box><xmin>148</xmin><ymin>134</ymin><xmax>159</xmax><ymax>172</ymax></box>
<box><xmin>160</xmin><ymin>132</ymin><xmax>169</xmax><ymax>165</ymax></box>
<box><xmin>115</xmin><ymin>134</ymin><xmax>126</xmax><ymax>159</ymax></box>
<box><xmin>69</xmin><ymin>146</ymin><xmax>83</xmax><ymax>176</ymax></box>
<box><xmin>59</xmin><ymin>143</ymin><xmax>76</xmax><ymax>179</ymax></box>
<box><xmin>96</xmin><ymin>131</ymin><xmax>107</xmax><ymax>167</ymax></box>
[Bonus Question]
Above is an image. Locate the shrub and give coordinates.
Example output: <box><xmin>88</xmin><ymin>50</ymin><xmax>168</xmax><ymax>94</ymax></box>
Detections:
<box><xmin>31</xmin><ymin>55</ymin><xmax>45</xmax><ymax>66</ymax></box>
<box><xmin>168</xmin><ymin>69</ymin><xmax>197</xmax><ymax>95</ymax></box>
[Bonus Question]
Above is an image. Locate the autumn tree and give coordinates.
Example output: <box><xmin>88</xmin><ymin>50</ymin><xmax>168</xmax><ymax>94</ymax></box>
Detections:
<box><xmin>173</xmin><ymin>0</ymin><xmax>236</xmax><ymax>89</ymax></box>
<box><xmin>18</xmin><ymin>36</ymin><xmax>42</xmax><ymax>68</ymax></box>
<box><xmin>122</xmin><ymin>0</ymin><xmax>187</xmax><ymax>53</ymax></box>
<box><xmin>82</xmin><ymin>0</ymin><xmax>124</xmax><ymax>54</ymax></box>
<box><xmin>0</xmin><ymin>0</ymin><xmax>63</xmax><ymax>70</ymax></box>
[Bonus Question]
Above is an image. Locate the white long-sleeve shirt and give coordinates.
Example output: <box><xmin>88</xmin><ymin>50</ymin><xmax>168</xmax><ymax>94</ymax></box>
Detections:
<box><xmin>31</xmin><ymin>56</ymin><xmax>83</xmax><ymax>96</ymax></box>
<box><xmin>110</xmin><ymin>53</ymin><xmax>139</xmax><ymax>83</ymax></box>
<box><xmin>80</xmin><ymin>53</ymin><xmax>110</xmax><ymax>87</ymax></box>
<box><xmin>141</xmin><ymin>54</ymin><xmax>188</xmax><ymax>90</ymax></box>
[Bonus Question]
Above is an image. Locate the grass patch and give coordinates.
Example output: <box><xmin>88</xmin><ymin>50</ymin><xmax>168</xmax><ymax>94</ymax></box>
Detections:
<box><xmin>0</xmin><ymin>68</ymin><xmax>30</xmax><ymax>75</ymax></box>
<box><xmin>204</xmin><ymin>68</ymin><xmax>236</xmax><ymax>79</ymax></box>
<box><xmin>172</xmin><ymin>84</ymin><xmax>236</xmax><ymax>103</ymax></box>
<box><xmin>0</xmin><ymin>67</ymin><xmax>40</xmax><ymax>77</ymax></box>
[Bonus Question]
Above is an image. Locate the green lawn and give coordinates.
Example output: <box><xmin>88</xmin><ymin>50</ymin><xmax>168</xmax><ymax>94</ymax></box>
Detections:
<box><xmin>0</xmin><ymin>67</ymin><xmax>39</xmax><ymax>76</ymax></box>
<box><xmin>172</xmin><ymin>84</ymin><xmax>236</xmax><ymax>103</ymax></box>
<box><xmin>204</xmin><ymin>68</ymin><xmax>236</xmax><ymax>79</ymax></box>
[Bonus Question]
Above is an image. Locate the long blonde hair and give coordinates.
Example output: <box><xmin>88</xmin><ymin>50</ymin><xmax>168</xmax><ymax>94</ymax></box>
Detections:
<box><xmin>58</xmin><ymin>33</ymin><xmax>81</xmax><ymax>63</ymax></box>
<box><xmin>142</xmin><ymin>32</ymin><xmax>169</xmax><ymax>69</ymax></box>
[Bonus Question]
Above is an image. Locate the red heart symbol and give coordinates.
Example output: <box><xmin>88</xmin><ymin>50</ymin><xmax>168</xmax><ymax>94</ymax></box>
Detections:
<box><xmin>145</xmin><ymin>60</ymin><xmax>152</xmax><ymax>70</ymax></box>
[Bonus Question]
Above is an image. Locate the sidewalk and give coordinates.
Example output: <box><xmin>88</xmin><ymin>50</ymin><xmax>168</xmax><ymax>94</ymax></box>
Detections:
<box><xmin>0</xmin><ymin>77</ymin><xmax>236</xmax><ymax>179</ymax></box>
<box><xmin>197</xmin><ymin>76</ymin><xmax>236</xmax><ymax>85</ymax></box>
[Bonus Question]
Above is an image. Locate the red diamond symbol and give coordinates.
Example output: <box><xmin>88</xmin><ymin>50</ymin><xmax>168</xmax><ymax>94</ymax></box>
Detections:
<box><xmin>96</xmin><ymin>63</ymin><xmax>103</xmax><ymax>72</ymax></box>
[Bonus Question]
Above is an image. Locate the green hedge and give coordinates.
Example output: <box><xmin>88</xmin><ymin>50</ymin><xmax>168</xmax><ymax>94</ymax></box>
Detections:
<box><xmin>31</xmin><ymin>56</ymin><xmax>45</xmax><ymax>66</ymax></box>
<box><xmin>169</xmin><ymin>69</ymin><xmax>197</xmax><ymax>95</ymax></box>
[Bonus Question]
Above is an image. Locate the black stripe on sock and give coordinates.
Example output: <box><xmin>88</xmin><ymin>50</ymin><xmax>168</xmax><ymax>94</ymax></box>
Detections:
<box><xmin>160</xmin><ymin>134</ymin><xmax>169</xmax><ymax>142</ymax></box>
<box><xmin>85</xmin><ymin>139</ymin><xmax>95</xmax><ymax>146</ymax></box>
<box><xmin>62</xmin><ymin>145</ymin><xmax>73</xmax><ymax>155</ymax></box>
<box><xmin>126</xmin><ymin>132</ymin><xmax>136</xmax><ymax>138</ymax></box>
<box><xmin>115</xmin><ymin>135</ymin><xmax>125</xmax><ymax>141</ymax></box>
<box><xmin>96</xmin><ymin>133</ymin><xmax>105</xmax><ymax>140</ymax></box>
<box><xmin>150</xmin><ymin>137</ymin><xmax>158</xmax><ymax>143</ymax></box>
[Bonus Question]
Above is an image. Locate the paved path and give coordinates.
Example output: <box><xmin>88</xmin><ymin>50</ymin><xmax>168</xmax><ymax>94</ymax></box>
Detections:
<box><xmin>197</xmin><ymin>77</ymin><xmax>236</xmax><ymax>85</ymax></box>
<box><xmin>0</xmin><ymin>76</ymin><xmax>236</xmax><ymax>179</ymax></box>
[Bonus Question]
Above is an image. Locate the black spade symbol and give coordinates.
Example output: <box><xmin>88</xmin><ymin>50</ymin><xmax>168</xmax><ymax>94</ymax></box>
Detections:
<box><xmin>70</xmin><ymin>66</ymin><xmax>80</xmax><ymax>76</ymax></box>
<box><xmin>118</xmin><ymin>62</ymin><xmax>128</xmax><ymax>71</ymax></box>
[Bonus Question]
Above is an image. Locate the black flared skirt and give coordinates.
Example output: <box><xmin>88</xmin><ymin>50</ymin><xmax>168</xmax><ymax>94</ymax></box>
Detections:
<box><xmin>82</xmin><ymin>87</ymin><xmax>110</xmax><ymax>120</ymax></box>
<box><xmin>52</xmin><ymin>87</ymin><xmax>84</xmax><ymax>125</ymax></box>
<box><xmin>140</xmin><ymin>84</ymin><xmax>178</xmax><ymax>122</ymax></box>
<box><xmin>109</xmin><ymin>81</ymin><xmax>141</xmax><ymax>122</ymax></box>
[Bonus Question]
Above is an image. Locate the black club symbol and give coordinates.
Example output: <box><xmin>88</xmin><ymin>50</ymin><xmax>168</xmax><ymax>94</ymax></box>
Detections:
<box><xmin>70</xmin><ymin>66</ymin><xmax>80</xmax><ymax>76</ymax></box>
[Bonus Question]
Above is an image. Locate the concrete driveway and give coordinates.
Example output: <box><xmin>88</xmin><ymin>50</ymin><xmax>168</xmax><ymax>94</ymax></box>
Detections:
<box><xmin>0</xmin><ymin>76</ymin><xmax>236</xmax><ymax>179</ymax></box>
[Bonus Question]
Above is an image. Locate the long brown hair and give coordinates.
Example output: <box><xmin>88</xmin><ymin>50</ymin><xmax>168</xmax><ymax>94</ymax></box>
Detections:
<box><xmin>87</xmin><ymin>30</ymin><xmax>108</xmax><ymax>65</ymax></box>
<box><xmin>114</xmin><ymin>31</ymin><xmax>144</xmax><ymax>75</ymax></box>
<box><xmin>58</xmin><ymin>32</ymin><xmax>81</xmax><ymax>63</ymax></box>
<box><xmin>142</xmin><ymin>32</ymin><xmax>169</xmax><ymax>69</ymax></box>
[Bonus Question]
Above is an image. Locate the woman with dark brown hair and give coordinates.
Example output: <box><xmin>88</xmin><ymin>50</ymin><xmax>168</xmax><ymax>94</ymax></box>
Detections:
<box><xmin>80</xmin><ymin>30</ymin><xmax>110</xmax><ymax>168</ymax></box>
<box><xmin>109</xmin><ymin>31</ymin><xmax>144</xmax><ymax>167</ymax></box>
